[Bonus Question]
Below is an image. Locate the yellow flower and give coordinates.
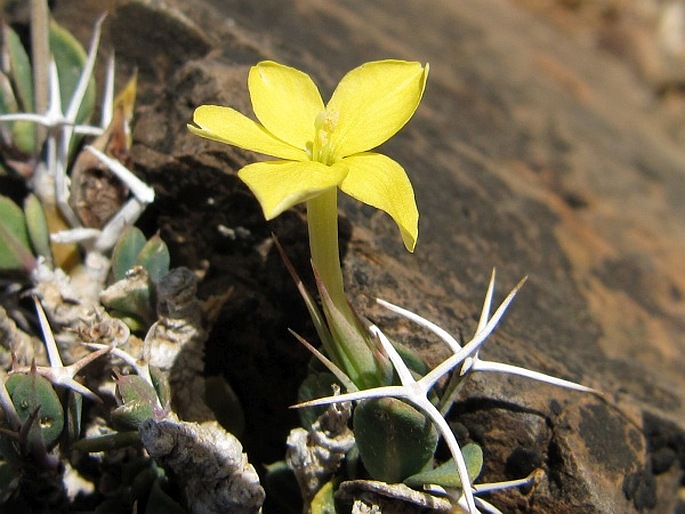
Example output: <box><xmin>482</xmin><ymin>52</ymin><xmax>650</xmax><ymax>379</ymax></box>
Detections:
<box><xmin>188</xmin><ymin>60</ymin><xmax>428</xmax><ymax>251</ymax></box>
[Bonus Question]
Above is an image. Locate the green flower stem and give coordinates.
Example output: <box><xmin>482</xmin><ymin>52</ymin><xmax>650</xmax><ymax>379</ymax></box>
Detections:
<box><xmin>307</xmin><ymin>188</ymin><xmax>346</xmax><ymax>310</ymax></box>
<box><xmin>306</xmin><ymin>188</ymin><xmax>387</xmax><ymax>389</ymax></box>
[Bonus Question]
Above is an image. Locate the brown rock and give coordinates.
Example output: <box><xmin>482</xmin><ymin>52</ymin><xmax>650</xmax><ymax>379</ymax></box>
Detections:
<box><xmin>45</xmin><ymin>0</ymin><xmax>685</xmax><ymax>512</ymax></box>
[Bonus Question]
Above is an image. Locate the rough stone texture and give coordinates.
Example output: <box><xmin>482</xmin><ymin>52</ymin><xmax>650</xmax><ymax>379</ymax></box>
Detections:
<box><xmin>37</xmin><ymin>0</ymin><xmax>685</xmax><ymax>512</ymax></box>
<box><xmin>139</xmin><ymin>418</ymin><xmax>265</xmax><ymax>513</ymax></box>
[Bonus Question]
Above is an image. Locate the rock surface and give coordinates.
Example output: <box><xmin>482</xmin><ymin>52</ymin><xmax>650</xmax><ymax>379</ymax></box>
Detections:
<box><xmin>42</xmin><ymin>0</ymin><xmax>685</xmax><ymax>512</ymax></box>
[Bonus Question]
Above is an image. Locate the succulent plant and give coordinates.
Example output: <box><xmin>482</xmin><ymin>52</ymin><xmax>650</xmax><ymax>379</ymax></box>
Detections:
<box><xmin>0</xmin><ymin>4</ymin><xmax>255</xmax><ymax>512</ymax></box>
<box><xmin>0</xmin><ymin>194</ymin><xmax>34</xmax><ymax>271</ymax></box>
<box><xmin>403</xmin><ymin>442</ymin><xmax>483</xmax><ymax>490</ymax></box>
<box><xmin>101</xmin><ymin>226</ymin><xmax>171</xmax><ymax>330</ymax></box>
<box><xmin>293</xmin><ymin>272</ymin><xmax>597</xmax><ymax>513</ymax></box>
<box><xmin>111</xmin><ymin>373</ymin><xmax>162</xmax><ymax>430</ymax></box>
<box><xmin>352</xmin><ymin>397</ymin><xmax>438</xmax><ymax>484</ymax></box>
<box><xmin>5</xmin><ymin>371</ymin><xmax>64</xmax><ymax>449</ymax></box>
<box><xmin>0</xmin><ymin>16</ymin><xmax>97</xmax><ymax>197</ymax></box>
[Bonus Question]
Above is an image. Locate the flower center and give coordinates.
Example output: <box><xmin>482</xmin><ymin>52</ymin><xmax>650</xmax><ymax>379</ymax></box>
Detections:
<box><xmin>312</xmin><ymin>109</ymin><xmax>338</xmax><ymax>165</ymax></box>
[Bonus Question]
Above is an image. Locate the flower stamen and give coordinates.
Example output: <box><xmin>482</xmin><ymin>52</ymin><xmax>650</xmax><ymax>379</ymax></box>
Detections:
<box><xmin>313</xmin><ymin>109</ymin><xmax>339</xmax><ymax>165</ymax></box>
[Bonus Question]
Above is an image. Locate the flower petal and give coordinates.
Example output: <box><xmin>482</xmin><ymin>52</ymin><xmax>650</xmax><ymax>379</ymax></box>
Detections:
<box><xmin>325</xmin><ymin>60</ymin><xmax>428</xmax><ymax>157</ymax></box>
<box><xmin>339</xmin><ymin>153</ymin><xmax>418</xmax><ymax>251</ymax></box>
<box><xmin>248</xmin><ymin>61</ymin><xmax>324</xmax><ymax>151</ymax></box>
<box><xmin>239</xmin><ymin>160</ymin><xmax>348</xmax><ymax>220</ymax></box>
<box><xmin>188</xmin><ymin>105</ymin><xmax>308</xmax><ymax>161</ymax></box>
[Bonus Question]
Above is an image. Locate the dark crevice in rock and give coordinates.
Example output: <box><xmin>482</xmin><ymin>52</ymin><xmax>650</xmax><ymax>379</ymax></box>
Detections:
<box><xmin>25</xmin><ymin>1</ymin><xmax>685</xmax><ymax>511</ymax></box>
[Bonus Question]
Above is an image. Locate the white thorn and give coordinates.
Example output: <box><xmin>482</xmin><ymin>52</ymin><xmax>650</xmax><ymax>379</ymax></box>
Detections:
<box><xmin>32</xmin><ymin>296</ymin><xmax>63</xmax><ymax>368</ymax></box>
<box><xmin>85</xmin><ymin>145</ymin><xmax>155</xmax><ymax>204</ymax></box>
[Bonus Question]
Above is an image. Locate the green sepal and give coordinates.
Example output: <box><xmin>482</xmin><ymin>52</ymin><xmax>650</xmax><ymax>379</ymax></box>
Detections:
<box><xmin>404</xmin><ymin>442</ymin><xmax>483</xmax><ymax>490</ymax></box>
<box><xmin>135</xmin><ymin>233</ymin><xmax>170</xmax><ymax>283</ymax></box>
<box><xmin>317</xmin><ymin>273</ymin><xmax>392</xmax><ymax>390</ymax></box>
<box><xmin>0</xmin><ymin>194</ymin><xmax>33</xmax><ymax>270</ymax></box>
<box><xmin>353</xmin><ymin>397</ymin><xmax>438</xmax><ymax>483</ymax></box>
<box><xmin>274</xmin><ymin>238</ymin><xmax>336</xmax><ymax>360</ymax></box>
<box><xmin>5</xmin><ymin>372</ymin><xmax>65</xmax><ymax>448</ymax></box>
<box><xmin>23</xmin><ymin>193</ymin><xmax>53</xmax><ymax>264</ymax></box>
<box><xmin>111</xmin><ymin>226</ymin><xmax>146</xmax><ymax>282</ymax></box>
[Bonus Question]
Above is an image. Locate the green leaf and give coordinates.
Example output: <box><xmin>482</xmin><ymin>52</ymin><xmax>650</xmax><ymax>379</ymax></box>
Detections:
<box><xmin>136</xmin><ymin>233</ymin><xmax>170</xmax><ymax>283</ymax></box>
<box><xmin>150</xmin><ymin>366</ymin><xmax>171</xmax><ymax>411</ymax></box>
<box><xmin>11</xmin><ymin>118</ymin><xmax>38</xmax><ymax>155</ymax></box>
<box><xmin>111</xmin><ymin>401</ymin><xmax>155</xmax><ymax>430</ymax></box>
<box><xmin>353</xmin><ymin>397</ymin><xmax>438</xmax><ymax>483</ymax></box>
<box><xmin>49</xmin><ymin>18</ymin><xmax>95</xmax><ymax>127</ymax></box>
<box><xmin>117</xmin><ymin>374</ymin><xmax>158</xmax><ymax>406</ymax></box>
<box><xmin>111</xmin><ymin>225</ymin><xmax>146</xmax><ymax>281</ymax></box>
<box><xmin>3</xmin><ymin>23</ymin><xmax>33</xmax><ymax>112</ymax></box>
<box><xmin>2</xmin><ymin>23</ymin><xmax>36</xmax><ymax>154</ymax></box>
<box><xmin>203</xmin><ymin>375</ymin><xmax>245</xmax><ymax>437</ymax></box>
<box><xmin>311</xmin><ymin>480</ymin><xmax>337</xmax><ymax>514</ymax></box>
<box><xmin>106</xmin><ymin>310</ymin><xmax>146</xmax><ymax>332</ymax></box>
<box><xmin>112</xmin><ymin>374</ymin><xmax>159</xmax><ymax>429</ymax></box>
<box><xmin>65</xmin><ymin>390</ymin><xmax>83</xmax><ymax>444</ymax></box>
<box><xmin>130</xmin><ymin>465</ymin><xmax>157</xmax><ymax>503</ymax></box>
<box><xmin>23</xmin><ymin>193</ymin><xmax>53</xmax><ymax>264</ymax></box>
<box><xmin>0</xmin><ymin>194</ymin><xmax>33</xmax><ymax>270</ymax></box>
<box><xmin>392</xmin><ymin>340</ymin><xmax>428</xmax><ymax>377</ymax></box>
<box><xmin>404</xmin><ymin>443</ymin><xmax>483</xmax><ymax>490</ymax></box>
<box><xmin>101</xmin><ymin>267</ymin><xmax>155</xmax><ymax>328</ymax></box>
<box><xmin>145</xmin><ymin>478</ymin><xmax>187</xmax><ymax>514</ymax></box>
<box><xmin>0</xmin><ymin>69</ymin><xmax>18</xmax><ymax>115</ymax></box>
<box><xmin>72</xmin><ymin>431</ymin><xmax>140</xmax><ymax>453</ymax></box>
<box><xmin>263</xmin><ymin>461</ymin><xmax>302</xmax><ymax>514</ymax></box>
<box><xmin>0</xmin><ymin>461</ymin><xmax>18</xmax><ymax>503</ymax></box>
<box><xmin>6</xmin><ymin>372</ymin><xmax>65</xmax><ymax>448</ymax></box>
<box><xmin>297</xmin><ymin>371</ymin><xmax>340</xmax><ymax>429</ymax></box>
